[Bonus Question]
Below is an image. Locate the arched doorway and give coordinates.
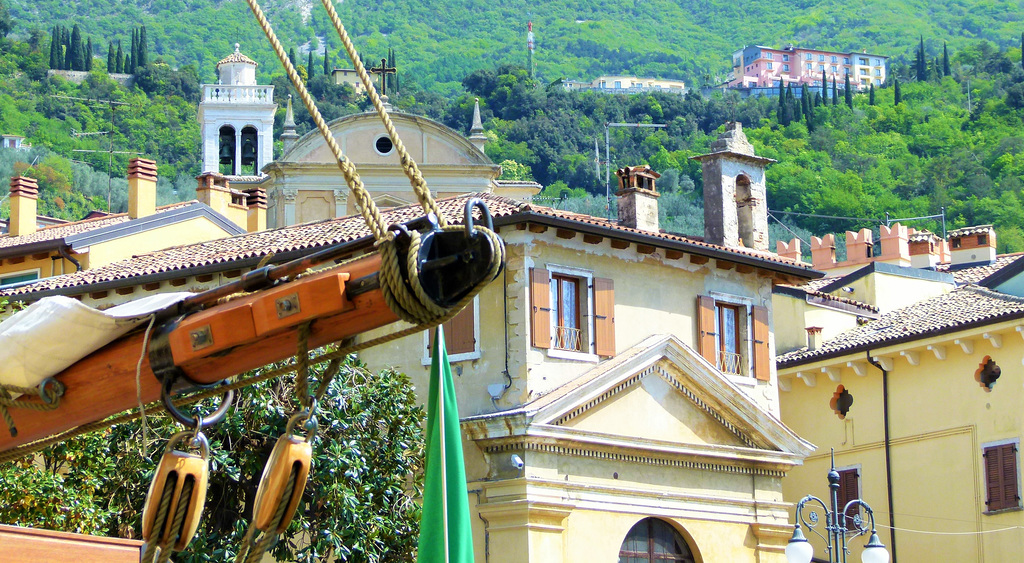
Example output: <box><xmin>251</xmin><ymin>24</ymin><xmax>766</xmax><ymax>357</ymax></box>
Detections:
<box><xmin>618</xmin><ymin>518</ymin><xmax>697</xmax><ymax>562</ymax></box>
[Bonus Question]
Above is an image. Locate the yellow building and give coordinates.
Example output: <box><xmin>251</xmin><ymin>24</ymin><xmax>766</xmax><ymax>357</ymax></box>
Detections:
<box><xmin>4</xmin><ymin>125</ymin><xmax>825</xmax><ymax>562</ymax></box>
<box><xmin>776</xmin><ymin>225</ymin><xmax>1024</xmax><ymax>561</ymax></box>
<box><xmin>0</xmin><ymin>160</ymin><xmax>267</xmax><ymax>291</ymax></box>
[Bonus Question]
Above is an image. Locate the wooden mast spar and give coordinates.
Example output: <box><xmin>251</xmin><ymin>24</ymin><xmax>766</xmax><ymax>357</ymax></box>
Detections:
<box><xmin>0</xmin><ymin>207</ymin><xmax>504</xmax><ymax>454</ymax></box>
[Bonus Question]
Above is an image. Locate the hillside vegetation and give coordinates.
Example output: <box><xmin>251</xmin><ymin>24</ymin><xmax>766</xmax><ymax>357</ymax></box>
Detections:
<box><xmin>4</xmin><ymin>0</ymin><xmax>1024</xmax><ymax>94</ymax></box>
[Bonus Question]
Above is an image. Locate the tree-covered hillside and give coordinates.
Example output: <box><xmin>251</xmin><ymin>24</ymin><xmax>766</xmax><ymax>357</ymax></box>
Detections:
<box><xmin>4</xmin><ymin>0</ymin><xmax>1024</xmax><ymax>95</ymax></box>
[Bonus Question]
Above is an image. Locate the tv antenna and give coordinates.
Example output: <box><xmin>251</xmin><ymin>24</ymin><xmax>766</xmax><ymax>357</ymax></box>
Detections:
<box><xmin>52</xmin><ymin>95</ymin><xmax>139</xmax><ymax>211</ymax></box>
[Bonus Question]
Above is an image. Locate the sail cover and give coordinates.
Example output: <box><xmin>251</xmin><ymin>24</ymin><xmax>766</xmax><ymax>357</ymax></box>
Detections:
<box><xmin>0</xmin><ymin>293</ymin><xmax>190</xmax><ymax>389</ymax></box>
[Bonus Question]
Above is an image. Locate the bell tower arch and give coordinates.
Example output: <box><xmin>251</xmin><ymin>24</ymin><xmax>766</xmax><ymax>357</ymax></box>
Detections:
<box><xmin>198</xmin><ymin>44</ymin><xmax>277</xmax><ymax>177</ymax></box>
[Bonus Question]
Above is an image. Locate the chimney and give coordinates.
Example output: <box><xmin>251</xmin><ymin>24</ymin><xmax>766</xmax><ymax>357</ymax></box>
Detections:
<box><xmin>127</xmin><ymin>158</ymin><xmax>158</xmax><ymax>219</ymax></box>
<box><xmin>844</xmin><ymin>228</ymin><xmax>873</xmax><ymax>264</ymax></box>
<box><xmin>811</xmin><ymin>234</ymin><xmax>836</xmax><ymax>270</ymax></box>
<box><xmin>614</xmin><ymin>165</ymin><xmax>661</xmax><ymax>232</ymax></box>
<box><xmin>691</xmin><ymin>122</ymin><xmax>775</xmax><ymax>250</ymax></box>
<box><xmin>908</xmin><ymin>229</ymin><xmax>941</xmax><ymax>269</ymax></box>
<box><xmin>877</xmin><ymin>223</ymin><xmax>910</xmax><ymax>266</ymax></box>
<box><xmin>776</xmin><ymin>238</ymin><xmax>803</xmax><ymax>263</ymax></box>
<box><xmin>948</xmin><ymin>225</ymin><xmax>996</xmax><ymax>267</ymax></box>
<box><xmin>806</xmin><ymin>326</ymin><xmax>824</xmax><ymax>351</ymax></box>
<box><xmin>196</xmin><ymin>172</ymin><xmax>233</xmax><ymax>214</ymax></box>
<box><xmin>244</xmin><ymin>187</ymin><xmax>267</xmax><ymax>233</ymax></box>
<box><xmin>8</xmin><ymin>176</ymin><xmax>38</xmax><ymax>236</ymax></box>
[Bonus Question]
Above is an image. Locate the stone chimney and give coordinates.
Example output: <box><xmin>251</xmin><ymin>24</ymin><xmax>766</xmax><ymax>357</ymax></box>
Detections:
<box><xmin>280</xmin><ymin>95</ymin><xmax>299</xmax><ymax>155</ymax></box>
<box><xmin>127</xmin><ymin>158</ymin><xmax>158</xmax><ymax>219</ymax></box>
<box><xmin>877</xmin><ymin>223</ymin><xmax>910</xmax><ymax>266</ymax></box>
<box><xmin>244</xmin><ymin>187</ymin><xmax>267</xmax><ymax>233</ymax></box>
<box><xmin>844</xmin><ymin>228</ymin><xmax>874</xmax><ymax>265</ymax></box>
<box><xmin>8</xmin><ymin>176</ymin><xmax>38</xmax><ymax>236</ymax></box>
<box><xmin>468</xmin><ymin>98</ymin><xmax>488</xmax><ymax>152</ymax></box>
<box><xmin>811</xmin><ymin>234</ymin><xmax>836</xmax><ymax>270</ymax></box>
<box><xmin>776</xmin><ymin>238</ymin><xmax>803</xmax><ymax>263</ymax></box>
<box><xmin>196</xmin><ymin>171</ymin><xmax>248</xmax><ymax>230</ymax></box>
<box><xmin>908</xmin><ymin>229</ymin><xmax>941</xmax><ymax>269</ymax></box>
<box><xmin>691</xmin><ymin>122</ymin><xmax>775</xmax><ymax>250</ymax></box>
<box><xmin>948</xmin><ymin>225</ymin><xmax>996</xmax><ymax>267</ymax></box>
<box><xmin>614</xmin><ymin>165</ymin><xmax>661</xmax><ymax>232</ymax></box>
<box><xmin>806</xmin><ymin>326</ymin><xmax>824</xmax><ymax>351</ymax></box>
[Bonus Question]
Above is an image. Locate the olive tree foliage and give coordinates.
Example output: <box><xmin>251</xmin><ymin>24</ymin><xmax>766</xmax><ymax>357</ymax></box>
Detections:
<box><xmin>0</xmin><ymin>355</ymin><xmax>425</xmax><ymax>562</ymax></box>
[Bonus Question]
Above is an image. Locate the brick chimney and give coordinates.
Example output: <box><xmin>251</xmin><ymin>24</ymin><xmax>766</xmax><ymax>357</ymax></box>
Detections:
<box><xmin>908</xmin><ymin>229</ymin><xmax>941</xmax><ymax>269</ymax></box>
<box><xmin>244</xmin><ymin>187</ymin><xmax>267</xmax><ymax>233</ymax></box>
<box><xmin>196</xmin><ymin>172</ymin><xmax>233</xmax><ymax>214</ymax></box>
<box><xmin>949</xmin><ymin>225</ymin><xmax>996</xmax><ymax>267</ymax></box>
<box><xmin>614</xmin><ymin>165</ymin><xmax>660</xmax><ymax>232</ymax></box>
<box><xmin>776</xmin><ymin>238</ymin><xmax>803</xmax><ymax>263</ymax></box>
<box><xmin>127</xmin><ymin>158</ymin><xmax>158</xmax><ymax>219</ymax></box>
<box><xmin>811</xmin><ymin>234</ymin><xmax>836</xmax><ymax>270</ymax></box>
<box><xmin>8</xmin><ymin>176</ymin><xmax>38</xmax><ymax>236</ymax></box>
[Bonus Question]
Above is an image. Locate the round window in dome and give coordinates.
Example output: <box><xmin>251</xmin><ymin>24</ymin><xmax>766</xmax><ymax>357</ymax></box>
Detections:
<box><xmin>374</xmin><ymin>135</ymin><xmax>394</xmax><ymax>156</ymax></box>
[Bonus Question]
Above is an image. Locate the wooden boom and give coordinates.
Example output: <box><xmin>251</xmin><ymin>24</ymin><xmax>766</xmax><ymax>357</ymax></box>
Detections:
<box><xmin>0</xmin><ymin>254</ymin><xmax>398</xmax><ymax>452</ymax></box>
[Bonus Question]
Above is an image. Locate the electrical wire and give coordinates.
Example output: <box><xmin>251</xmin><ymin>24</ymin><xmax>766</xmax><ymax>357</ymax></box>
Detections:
<box><xmin>768</xmin><ymin>209</ymin><xmax>880</xmax><ymax>222</ymax></box>
<box><xmin>875</xmin><ymin>523</ymin><xmax>1024</xmax><ymax>536</ymax></box>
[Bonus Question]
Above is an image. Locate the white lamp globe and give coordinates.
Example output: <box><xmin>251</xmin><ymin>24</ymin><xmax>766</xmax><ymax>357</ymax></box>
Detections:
<box><xmin>861</xmin><ymin>532</ymin><xmax>890</xmax><ymax>563</ymax></box>
<box><xmin>785</xmin><ymin>527</ymin><xmax>814</xmax><ymax>563</ymax></box>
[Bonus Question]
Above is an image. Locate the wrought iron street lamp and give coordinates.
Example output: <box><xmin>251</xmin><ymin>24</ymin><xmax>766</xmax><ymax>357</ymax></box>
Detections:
<box><xmin>786</xmin><ymin>451</ymin><xmax>890</xmax><ymax>563</ymax></box>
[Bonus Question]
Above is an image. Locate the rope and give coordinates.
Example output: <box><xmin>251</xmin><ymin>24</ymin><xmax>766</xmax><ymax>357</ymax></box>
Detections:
<box><xmin>136</xmin><ymin>314</ymin><xmax>158</xmax><ymax>450</ymax></box>
<box><xmin>235</xmin><ymin>467</ymin><xmax>299</xmax><ymax>563</ymax></box>
<box><xmin>315</xmin><ymin>0</ymin><xmax>445</xmax><ymax>226</ymax></box>
<box><xmin>293</xmin><ymin>323</ymin><xmax>342</xmax><ymax>409</ymax></box>
<box><xmin>0</xmin><ymin>381</ymin><xmax>64</xmax><ymax>437</ymax></box>
<box><xmin>157</xmin><ymin>478</ymin><xmax>195</xmax><ymax>563</ymax></box>
<box><xmin>141</xmin><ymin>473</ymin><xmax>177</xmax><ymax>563</ymax></box>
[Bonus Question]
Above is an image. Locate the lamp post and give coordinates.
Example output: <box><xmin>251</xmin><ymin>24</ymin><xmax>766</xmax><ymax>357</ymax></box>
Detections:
<box><xmin>786</xmin><ymin>451</ymin><xmax>890</xmax><ymax>563</ymax></box>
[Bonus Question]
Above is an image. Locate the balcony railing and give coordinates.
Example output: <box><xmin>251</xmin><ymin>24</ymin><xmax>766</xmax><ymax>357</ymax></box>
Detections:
<box><xmin>719</xmin><ymin>351</ymin><xmax>742</xmax><ymax>375</ymax></box>
<box><xmin>203</xmin><ymin>85</ymin><xmax>275</xmax><ymax>104</ymax></box>
<box><xmin>554</xmin><ymin>326</ymin><xmax>583</xmax><ymax>352</ymax></box>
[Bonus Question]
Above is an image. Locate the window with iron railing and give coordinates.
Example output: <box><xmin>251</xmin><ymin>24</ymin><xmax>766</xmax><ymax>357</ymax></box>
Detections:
<box><xmin>551</xmin><ymin>274</ymin><xmax>582</xmax><ymax>352</ymax></box>
<box><xmin>715</xmin><ymin>302</ymin><xmax>742</xmax><ymax>375</ymax></box>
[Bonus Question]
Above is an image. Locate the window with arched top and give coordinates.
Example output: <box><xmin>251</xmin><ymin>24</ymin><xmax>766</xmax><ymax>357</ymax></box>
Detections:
<box><xmin>735</xmin><ymin>174</ymin><xmax>754</xmax><ymax>248</ymax></box>
<box><xmin>618</xmin><ymin>518</ymin><xmax>696</xmax><ymax>562</ymax></box>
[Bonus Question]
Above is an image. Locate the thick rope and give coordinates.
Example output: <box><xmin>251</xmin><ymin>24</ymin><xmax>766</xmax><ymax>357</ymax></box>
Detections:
<box><xmin>156</xmin><ymin>478</ymin><xmax>195</xmax><ymax>563</ymax></box>
<box><xmin>141</xmin><ymin>473</ymin><xmax>177</xmax><ymax>563</ymax></box>
<box><xmin>0</xmin><ymin>381</ymin><xmax>64</xmax><ymax>437</ymax></box>
<box><xmin>235</xmin><ymin>467</ymin><xmax>299</xmax><ymax>563</ymax></box>
<box><xmin>315</xmin><ymin>0</ymin><xmax>445</xmax><ymax>225</ymax></box>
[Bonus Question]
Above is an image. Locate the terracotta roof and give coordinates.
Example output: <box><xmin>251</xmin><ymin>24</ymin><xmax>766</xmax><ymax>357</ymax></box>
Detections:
<box><xmin>2</xmin><ymin>193</ymin><xmax>815</xmax><ymax>298</ymax></box>
<box><xmin>0</xmin><ymin>202</ymin><xmax>195</xmax><ymax>251</ymax></box>
<box><xmin>949</xmin><ymin>224</ymin><xmax>994</xmax><ymax>237</ymax></box>
<box><xmin>776</xmin><ymin>284</ymin><xmax>878</xmax><ymax>314</ymax></box>
<box><xmin>938</xmin><ymin>253</ymin><xmax>1024</xmax><ymax>285</ymax></box>
<box><xmin>777</xmin><ymin>285</ymin><xmax>1024</xmax><ymax>367</ymax></box>
<box><xmin>217</xmin><ymin>49</ymin><xmax>257</xmax><ymax>67</ymax></box>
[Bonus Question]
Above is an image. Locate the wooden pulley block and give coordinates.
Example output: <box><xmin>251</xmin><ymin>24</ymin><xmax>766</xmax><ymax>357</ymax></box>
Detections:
<box><xmin>142</xmin><ymin>431</ymin><xmax>211</xmax><ymax>551</ymax></box>
<box><xmin>252</xmin><ymin>414</ymin><xmax>315</xmax><ymax>534</ymax></box>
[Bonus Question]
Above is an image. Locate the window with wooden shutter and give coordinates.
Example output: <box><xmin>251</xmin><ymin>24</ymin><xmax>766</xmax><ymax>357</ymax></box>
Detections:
<box><xmin>530</xmin><ymin>268</ymin><xmax>551</xmax><ymax>349</ymax></box>
<box><xmin>984</xmin><ymin>443</ymin><xmax>1020</xmax><ymax>512</ymax></box>
<box><xmin>697</xmin><ymin>296</ymin><xmax>717</xmax><ymax>364</ymax></box>
<box><xmin>752</xmin><ymin>305</ymin><xmax>770</xmax><ymax>381</ymax></box>
<box><xmin>837</xmin><ymin>468</ymin><xmax>860</xmax><ymax>528</ymax></box>
<box><xmin>593</xmin><ymin>277</ymin><xmax>615</xmax><ymax>357</ymax></box>
<box><xmin>443</xmin><ymin>305</ymin><xmax>475</xmax><ymax>355</ymax></box>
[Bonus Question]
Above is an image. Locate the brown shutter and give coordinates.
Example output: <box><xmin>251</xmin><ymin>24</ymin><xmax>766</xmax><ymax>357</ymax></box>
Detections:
<box><xmin>697</xmin><ymin>296</ymin><xmax>717</xmax><ymax>363</ymax></box>
<box><xmin>530</xmin><ymin>268</ymin><xmax>551</xmax><ymax>349</ymax></box>
<box><xmin>752</xmin><ymin>305</ymin><xmax>771</xmax><ymax>381</ymax></box>
<box><xmin>985</xmin><ymin>445</ymin><xmax>1005</xmax><ymax>510</ymax></box>
<box><xmin>443</xmin><ymin>305</ymin><xmax>475</xmax><ymax>355</ymax></box>
<box><xmin>593</xmin><ymin>277</ymin><xmax>615</xmax><ymax>357</ymax></box>
<box><xmin>838</xmin><ymin>468</ymin><xmax>860</xmax><ymax>525</ymax></box>
<box><xmin>985</xmin><ymin>444</ymin><xmax>1018</xmax><ymax>511</ymax></box>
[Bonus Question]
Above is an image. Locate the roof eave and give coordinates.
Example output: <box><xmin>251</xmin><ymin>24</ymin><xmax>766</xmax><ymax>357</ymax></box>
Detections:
<box><xmin>0</xmin><ymin>239</ymin><xmax>66</xmax><ymax>260</ymax></box>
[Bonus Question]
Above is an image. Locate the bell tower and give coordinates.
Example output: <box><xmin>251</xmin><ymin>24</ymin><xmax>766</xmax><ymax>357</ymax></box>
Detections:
<box><xmin>198</xmin><ymin>44</ymin><xmax>277</xmax><ymax>177</ymax></box>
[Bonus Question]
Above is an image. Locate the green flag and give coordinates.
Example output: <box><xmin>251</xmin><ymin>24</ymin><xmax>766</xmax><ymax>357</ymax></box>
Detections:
<box><xmin>417</xmin><ymin>326</ymin><xmax>475</xmax><ymax>563</ymax></box>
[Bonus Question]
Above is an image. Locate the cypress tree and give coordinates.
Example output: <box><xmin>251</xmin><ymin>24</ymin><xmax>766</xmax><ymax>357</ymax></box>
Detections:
<box><xmin>61</xmin><ymin>26</ymin><xmax>70</xmax><ymax>69</ymax></box>
<box><xmin>943</xmin><ymin>42</ymin><xmax>950</xmax><ymax>76</ymax></box>
<box><xmin>832</xmin><ymin>77</ymin><xmax>838</xmax><ymax>105</ymax></box>
<box><xmin>820</xmin><ymin>75</ymin><xmax>828</xmax><ymax>105</ymax></box>
<box><xmin>323</xmin><ymin>46</ymin><xmax>330</xmax><ymax>75</ymax></box>
<box><xmin>894</xmin><ymin>77</ymin><xmax>902</xmax><ymax>105</ymax></box>
<box><xmin>289</xmin><ymin>47</ymin><xmax>297</xmax><ymax>68</ymax></box>
<box><xmin>107</xmin><ymin>43</ymin><xmax>114</xmax><ymax>72</ymax></box>
<box><xmin>85</xmin><ymin>38</ymin><xmax>93</xmax><ymax>71</ymax></box>
<box><xmin>800</xmin><ymin>83</ymin><xmax>810</xmax><ymax>115</ymax></box>
<box><xmin>125</xmin><ymin>53</ymin><xmax>132</xmax><ymax>73</ymax></box>
<box><xmin>49</xmin><ymin>27</ymin><xmax>59</xmax><ymax>69</ymax></box>
<box><xmin>130</xmin><ymin>29</ymin><xmax>138</xmax><ymax>72</ymax></box>
<box><xmin>791</xmin><ymin>84</ymin><xmax>802</xmax><ymax>122</ymax></box>
<box><xmin>115</xmin><ymin>41</ymin><xmax>124</xmax><ymax>73</ymax></box>
<box><xmin>1021</xmin><ymin>32</ymin><xmax>1023</xmax><ymax>72</ymax></box>
<box><xmin>869</xmin><ymin>83</ymin><xmax>876</xmax><ymax>105</ymax></box>
<box><xmin>139</xmin><ymin>26</ymin><xmax>148</xmax><ymax>68</ymax></box>
<box><xmin>69</xmin><ymin>24</ymin><xmax>82</xmax><ymax>71</ymax></box>
<box><xmin>776</xmin><ymin>81</ymin><xmax>786</xmax><ymax>124</ymax></box>
<box><xmin>844</xmin><ymin>74</ymin><xmax>853</xmax><ymax>108</ymax></box>
<box><xmin>307</xmin><ymin>51</ymin><xmax>314</xmax><ymax>79</ymax></box>
<box><xmin>916</xmin><ymin>36</ymin><xmax>928</xmax><ymax>81</ymax></box>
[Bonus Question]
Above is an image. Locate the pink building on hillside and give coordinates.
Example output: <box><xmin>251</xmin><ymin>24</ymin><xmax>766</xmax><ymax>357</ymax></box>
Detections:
<box><xmin>729</xmin><ymin>44</ymin><xmax>888</xmax><ymax>91</ymax></box>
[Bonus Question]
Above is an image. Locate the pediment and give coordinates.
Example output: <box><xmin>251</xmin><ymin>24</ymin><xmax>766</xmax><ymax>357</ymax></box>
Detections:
<box><xmin>372</xmin><ymin>193</ymin><xmax>414</xmax><ymax>209</ymax></box>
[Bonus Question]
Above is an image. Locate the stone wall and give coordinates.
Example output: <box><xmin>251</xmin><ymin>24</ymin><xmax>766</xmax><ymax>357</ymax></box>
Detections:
<box><xmin>47</xmin><ymin>70</ymin><xmax>135</xmax><ymax>88</ymax></box>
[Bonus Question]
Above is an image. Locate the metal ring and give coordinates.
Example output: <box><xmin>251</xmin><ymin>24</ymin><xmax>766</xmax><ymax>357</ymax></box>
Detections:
<box><xmin>161</xmin><ymin>377</ymin><xmax>234</xmax><ymax>430</ymax></box>
<box><xmin>38</xmin><ymin>378</ymin><xmax>65</xmax><ymax>405</ymax></box>
<box><xmin>166</xmin><ymin>430</ymin><xmax>211</xmax><ymax>460</ymax></box>
<box><xmin>464</xmin><ymin>198</ymin><xmax>494</xmax><ymax>238</ymax></box>
<box><xmin>286</xmin><ymin>410</ymin><xmax>319</xmax><ymax>442</ymax></box>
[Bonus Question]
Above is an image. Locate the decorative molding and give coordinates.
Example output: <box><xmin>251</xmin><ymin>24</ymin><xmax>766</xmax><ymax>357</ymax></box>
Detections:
<box><xmin>821</xmin><ymin>366</ymin><xmax>841</xmax><ymax>382</ymax></box>
<box><xmin>983</xmin><ymin>332</ymin><xmax>1002</xmax><ymax>349</ymax></box>
<box><xmin>927</xmin><ymin>345</ymin><xmax>947</xmax><ymax>360</ymax></box>
<box><xmin>955</xmin><ymin>338</ymin><xmax>974</xmax><ymax>355</ymax></box>
<box><xmin>846</xmin><ymin>361</ymin><xmax>868</xmax><ymax>376</ymax></box>
<box><xmin>797</xmin><ymin>371</ymin><xmax>816</xmax><ymax>387</ymax></box>
<box><xmin>872</xmin><ymin>356</ymin><xmax>894</xmax><ymax>371</ymax></box>
<box><xmin>900</xmin><ymin>350</ymin><xmax>920</xmax><ymax>366</ymax></box>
